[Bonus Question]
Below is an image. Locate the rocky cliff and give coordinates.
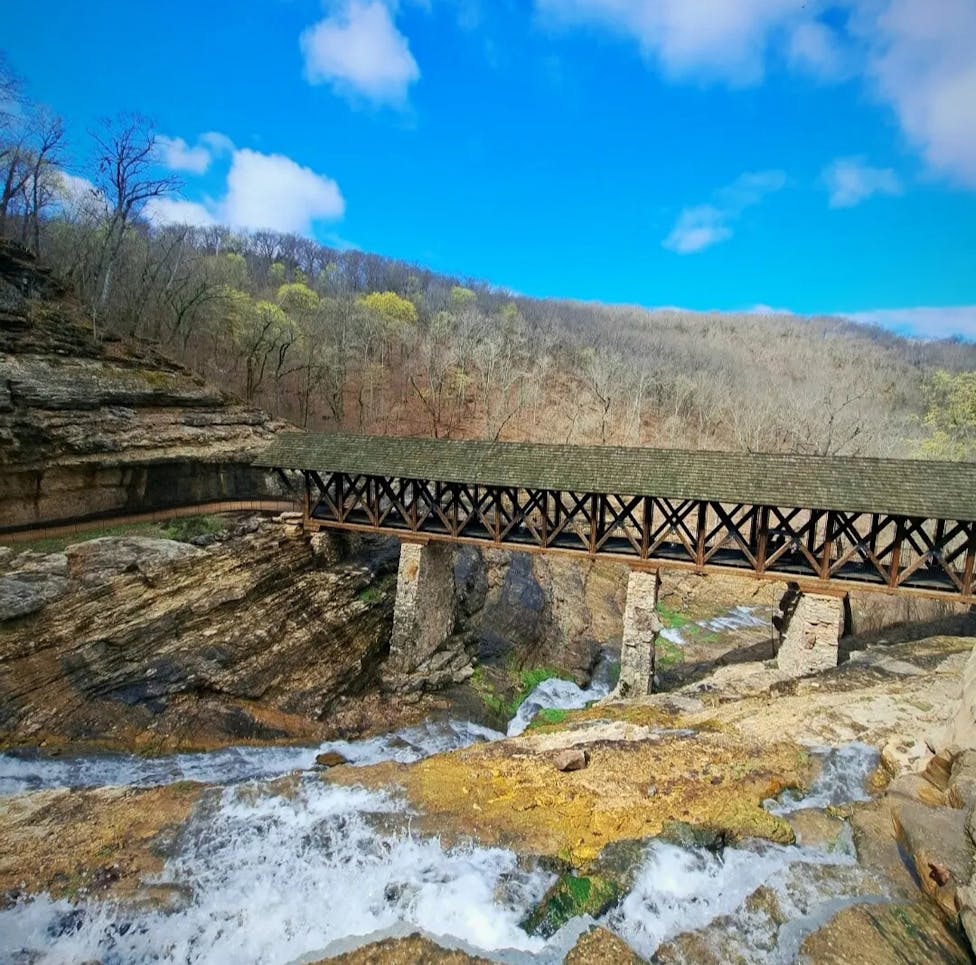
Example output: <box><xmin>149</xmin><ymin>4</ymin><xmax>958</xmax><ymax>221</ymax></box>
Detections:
<box><xmin>0</xmin><ymin>241</ymin><xmax>290</xmax><ymax>531</ymax></box>
<box><xmin>0</xmin><ymin>520</ymin><xmax>404</xmax><ymax>752</ymax></box>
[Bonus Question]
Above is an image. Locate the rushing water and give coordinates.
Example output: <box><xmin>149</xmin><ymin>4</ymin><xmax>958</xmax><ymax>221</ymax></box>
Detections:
<box><xmin>0</xmin><ymin>630</ymin><xmax>887</xmax><ymax>964</ymax></box>
<box><xmin>506</xmin><ymin>650</ymin><xmax>617</xmax><ymax>737</ymax></box>
<box><xmin>658</xmin><ymin>604</ymin><xmax>771</xmax><ymax>647</ymax></box>
<box><xmin>0</xmin><ymin>719</ymin><xmax>503</xmax><ymax>797</ymax></box>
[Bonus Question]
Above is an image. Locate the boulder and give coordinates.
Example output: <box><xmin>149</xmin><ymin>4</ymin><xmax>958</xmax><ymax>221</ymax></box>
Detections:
<box><xmin>891</xmin><ymin>796</ymin><xmax>972</xmax><ymax>921</ymax></box>
<box><xmin>801</xmin><ymin>901</ymin><xmax>972</xmax><ymax>964</ymax></box>
<box><xmin>553</xmin><ymin>748</ymin><xmax>589</xmax><ymax>772</ymax></box>
<box><xmin>64</xmin><ymin>536</ymin><xmax>204</xmax><ymax>583</ymax></box>
<box><xmin>315</xmin><ymin>751</ymin><xmax>350</xmax><ymax>768</ymax></box>
<box><xmin>0</xmin><ymin>572</ymin><xmax>70</xmax><ymax>621</ymax></box>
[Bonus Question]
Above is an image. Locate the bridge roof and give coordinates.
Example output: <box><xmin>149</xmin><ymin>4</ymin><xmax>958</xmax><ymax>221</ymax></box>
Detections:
<box><xmin>255</xmin><ymin>433</ymin><xmax>976</xmax><ymax>521</ymax></box>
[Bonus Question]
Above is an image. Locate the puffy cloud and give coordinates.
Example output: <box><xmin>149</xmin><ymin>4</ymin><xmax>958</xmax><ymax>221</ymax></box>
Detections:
<box><xmin>146</xmin><ymin>147</ymin><xmax>345</xmax><ymax>236</ymax></box>
<box><xmin>845</xmin><ymin>305</ymin><xmax>976</xmax><ymax>340</ymax></box>
<box><xmin>300</xmin><ymin>1</ymin><xmax>420</xmax><ymax>106</ymax></box>
<box><xmin>143</xmin><ymin>196</ymin><xmax>217</xmax><ymax>228</ymax></box>
<box><xmin>822</xmin><ymin>157</ymin><xmax>902</xmax><ymax>208</ymax></box>
<box><xmin>155</xmin><ymin>135</ymin><xmax>211</xmax><ymax>174</ymax></box>
<box><xmin>536</xmin><ymin>0</ymin><xmax>800</xmax><ymax>84</ymax></box>
<box><xmin>861</xmin><ymin>0</ymin><xmax>976</xmax><ymax>188</ymax></box>
<box><xmin>537</xmin><ymin>1</ymin><xmax>976</xmax><ymax>187</ymax></box>
<box><xmin>663</xmin><ymin>170</ymin><xmax>786</xmax><ymax>254</ymax></box>
<box><xmin>222</xmin><ymin>148</ymin><xmax>345</xmax><ymax>232</ymax></box>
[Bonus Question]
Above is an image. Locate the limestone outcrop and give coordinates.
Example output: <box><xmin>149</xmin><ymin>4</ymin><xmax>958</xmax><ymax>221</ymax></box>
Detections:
<box><xmin>0</xmin><ymin>521</ymin><xmax>399</xmax><ymax>751</ymax></box>
<box><xmin>0</xmin><ymin>241</ymin><xmax>290</xmax><ymax>530</ymax></box>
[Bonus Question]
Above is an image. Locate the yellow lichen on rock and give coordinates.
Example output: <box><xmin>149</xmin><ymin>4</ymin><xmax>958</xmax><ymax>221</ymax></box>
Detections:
<box><xmin>0</xmin><ymin>783</ymin><xmax>202</xmax><ymax>902</ymax></box>
<box><xmin>330</xmin><ymin>728</ymin><xmax>807</xmax><ymax>865</ymax></box>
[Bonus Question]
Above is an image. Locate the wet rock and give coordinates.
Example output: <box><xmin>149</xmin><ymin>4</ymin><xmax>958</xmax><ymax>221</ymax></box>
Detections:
<box><xmin>315</xmin><ymin>751</ymin><xmax>350</xmax><ymax>768</ymax></box>
<box><xmin>330</xmin><ymin>726</ymin><xmax>805</xmax><ymax>864</ymax></box>
<box><xmin>521</xmin><ymin>873</ymin><xmax>620</xmax><ymax>938</ymax></box>
<box><xmin>0</xmin><ymin>784</ymin><xmax>202</xmax><ymax>902</ymax></box>
<box><xmin>786</xmin><ymin>808</ymin><xmax>846</xmax><ymax>849</ymax></box>
<box><xmin>658</xmin><ymin>820</ymin><xmax>727</xmax><ymax>850</ymax></box>
<box><xmin>800</xmin><ymin>901</ymin><xmax>972</xmax><ymax>964</ymax></box>
<box><xmin>320</xmin><ymin>934</ymin><xmax>493</xmax><ymax>964</ymax></box>
<box><xmin>891</xmin><ymin>796</ymin><xmax>972</xmax><ymax>921</ymax></box>
<box><xmin>554</xmin><ymin>748</ymin><xmax>589</xmax><ymax>772</ymax></box>
<box><xmin>565</xmin><ymin>926</ymin><xmax>642</xmax><ymax>964</ymax></box>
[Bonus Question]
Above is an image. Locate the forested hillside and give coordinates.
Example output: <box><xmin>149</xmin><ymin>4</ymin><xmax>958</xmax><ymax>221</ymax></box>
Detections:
<box><xmin>3</xmin><ymin>66</ymin><xmax>974</xmax><ymax>459</ymax></box>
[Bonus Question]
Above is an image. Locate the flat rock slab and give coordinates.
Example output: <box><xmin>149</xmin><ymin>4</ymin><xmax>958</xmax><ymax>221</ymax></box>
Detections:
<box><xmin>800</xmin><ymin>901</ymin><xmax>972</xmax><ymax>964</ymax></box>
<box><xmin>891</xmin><ymin>796</ymin><xmax>973</xmax><ymax>920</ymax></box>
<box><xmin>0</xmin><ymin>572</ymin><xmax>71</xmax><ymax>621</ymax></box>
<box><xmin>65</xmin><ymin>536</ymin><xmax>204</xmax><ymax>582</ymax></box>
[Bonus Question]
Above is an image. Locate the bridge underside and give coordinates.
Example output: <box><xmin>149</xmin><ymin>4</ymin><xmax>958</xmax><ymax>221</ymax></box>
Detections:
<box><xmin>302</xmin><ymin>470</ymin><xmax>976</xmax><ymax>604</ymax></box>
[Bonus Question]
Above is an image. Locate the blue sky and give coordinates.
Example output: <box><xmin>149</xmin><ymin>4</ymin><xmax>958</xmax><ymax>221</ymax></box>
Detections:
<box><xmin>5</xmin><ymin>0</ymin><xmax>976</xmax><ymax>337</ymax></box>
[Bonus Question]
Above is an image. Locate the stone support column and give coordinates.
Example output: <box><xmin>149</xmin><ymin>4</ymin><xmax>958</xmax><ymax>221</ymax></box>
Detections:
<box><xmin>774</xmin><ymin>586</ymin><xmax>844</xmax><ymax>676</ymax></box>
<box><xmin>384</xmin><ymin>540</ymin><xmax>461</xmax><ymax>692</ymax></box>
<box><xmin>615</xmin><ymin>569</ymin><xmax>663</xmax><ymax>698</ymax></box>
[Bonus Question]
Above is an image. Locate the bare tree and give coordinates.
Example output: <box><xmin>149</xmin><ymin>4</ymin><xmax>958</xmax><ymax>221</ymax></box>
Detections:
<box><xmin>88</xmin><ymin>115</ymin><xmax>180</xmax><ymax>334</ymax></box>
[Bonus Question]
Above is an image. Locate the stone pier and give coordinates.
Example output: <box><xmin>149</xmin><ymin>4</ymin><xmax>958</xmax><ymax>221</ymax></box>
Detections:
<box><xmin>774</xmin><ymin>585</ymin><xmax>845</xmax><ymax>676</ymax></box>
<box><xmin>615</xmin><ymin>569</ymin><xmax>663</xmax><ymax>697</ymax></box>
<box><xmin>384</xmin><ymin>540</ymin><xmax>467</xmax><ymax>693</ymax></box>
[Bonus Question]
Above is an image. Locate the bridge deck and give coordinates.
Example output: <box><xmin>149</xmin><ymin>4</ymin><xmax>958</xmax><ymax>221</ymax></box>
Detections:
<box><xmin>255</xmin><ymin>433</ymin><xmax>976</xmax><ymax>602</ymax></box>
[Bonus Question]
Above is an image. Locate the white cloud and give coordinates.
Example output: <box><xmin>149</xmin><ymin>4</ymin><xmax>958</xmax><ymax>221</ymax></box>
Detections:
<box><xmin>788</xmin><ymin>19</ymin><xmax>854</xmax><ymax>80</ymax></box>
<box><xmin>146</xmin><ymin>147</ymin><xmax>345</xmax><ymax>236</ymax></box>
<box><xmin>860</xmin><ymin>0</ymin><xmax>976</xmax><ymax>188</ymax></box>
<box><xmin>845</xmin><ymin>305</ymin><xmax>976</xmax><ymax>340</ymax></box>
<box><xmin>662</xmin><ymin>206</ymin><xmax>731</xmax><ymax>254</ymax></box>
<box><xmin>536</xmin><ymin>0</ymin><xmax>800</xmax><ymax>84</ymax></box>
<box><xmin>300</xmin><ymin>1</ymin><xmax>420</xmax><ymax>106</ymax></box>
<box><xmin>822</xmin><ymin>157</ymin><xmax>902</xmax><ymax>208</ymax></box>
<box><xmin>156</xmin><ymin>135</ymin><xmax>212</xmax><ymax>174</ymax></box>
<box><xmin>664</xmin><ymin>170</ymin><xmax>785</xmax><ymax>254</ymax></box>
<box><xmin>143</xmin><ymin>196</ymin><xmax>217</xmax><ymax>228</ymax></box>
<box><xmin>537</xmin><ymin>1</ymin><xmax>976</xmax><ymax>187</ymax></box>
<box><xmin>200</xmin><ymin>131</ymin><xmax>235</xmax><ymax>156</ymax></box>
<box><xmin>222</xmin><ymin>148</ymin><xmax>345</xmax><ymax>232</ymax></box>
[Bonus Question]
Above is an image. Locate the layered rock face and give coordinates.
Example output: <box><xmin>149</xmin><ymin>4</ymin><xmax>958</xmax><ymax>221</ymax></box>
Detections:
<box><xmin>454</xmin><ymin>546</ymin><xmax>627</xmax><ymax>683</ymax></box>
<box><xmin>0</xmin><ymin>521</ymin><xmax>398</xmax><ymax>751</ymax></box>
<box><xmin>0</xmin><ymin>242</ymin><xmax>290</xmax><ymax>530</ymax></box>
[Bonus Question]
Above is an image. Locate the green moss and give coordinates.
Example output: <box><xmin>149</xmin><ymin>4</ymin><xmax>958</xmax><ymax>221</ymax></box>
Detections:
<box><xmin>655</xmin><ymin>637</ymin><xmax>683</xmax><ymax>671</ymax></box>
<box><xmin>159</xmin><ymin>515</ymin><xmax>227</xmax><ymax>542</ymax></box>
<box><xmin>521</xmin><ymin>873</ymin><xmax>620</xmax><ymax>937</ymax></box>
<box><xmin>470</xmin><ymin>663</ymin><xmax>574</xmax><ymax>722</ymax></box>
<box><xmin>656</xmin><ymin>602</ymin><xmax>690</xmax><ymax>630</ymax></box>
<box><xmin>528</xmin><ymin>708</ymin><xmax>569</xmax><ymax>730</ymax></box>
<box><xmin>357</xmin><ymin>574</ymin><xmax>395</xmax><ymax>604</ymax></box>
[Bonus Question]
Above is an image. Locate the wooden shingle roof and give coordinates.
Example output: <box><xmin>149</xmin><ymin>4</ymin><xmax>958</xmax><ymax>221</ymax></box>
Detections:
<box><xmin>255</xmin><ymin>432</ymin><xmax>976</xmax><ymax>521</ymax></box>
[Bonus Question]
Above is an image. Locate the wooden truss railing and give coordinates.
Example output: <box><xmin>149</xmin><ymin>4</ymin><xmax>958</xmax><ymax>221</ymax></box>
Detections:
<box><xmin>302</xmin><ymin>471</ymin><xmax>976</xmax><ymax>602</ymax></box>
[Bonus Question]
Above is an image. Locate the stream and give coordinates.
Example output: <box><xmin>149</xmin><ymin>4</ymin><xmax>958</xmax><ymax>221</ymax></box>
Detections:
<box><xmin>0</xmin><ymin>650</ymin><xmax>887</xmax><ymax>964</ymax></box>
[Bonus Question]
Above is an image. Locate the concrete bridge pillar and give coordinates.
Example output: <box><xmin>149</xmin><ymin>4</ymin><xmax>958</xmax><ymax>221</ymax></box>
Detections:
<box><xmin>615</xmin><ymin>569</ymin><xmax>663</xmax><ymax>697</ymax></box>
<box><xmin>384</xmin><ymin>539</ymin><xmax>462</xmax><ymax>692</ymax></box>
<box><xmin>774</xmin><ymin>585</ymin><xmax>845</xmax><ymax>676</ymax></box>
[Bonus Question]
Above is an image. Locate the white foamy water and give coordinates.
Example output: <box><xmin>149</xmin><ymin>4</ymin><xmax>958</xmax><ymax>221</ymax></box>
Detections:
<box><xmin>506</xmin><ymin>651</ymin><xmax>617</xmax><ymax>737</ymax></box>
<box><xmin>659</xmin><ymin>605</ymin><xmax>771</xmax><ymax>647</ymax></box>
<box><xmin>766</xmin><ymin>743</ymin><xmax>879</xmax><ymax>815</ymax></box>
<box><xmin>0</xmin><ymin>719</ymin><xmax>503</xmax><ymax>796</ymax></box>
<box><xmin>605</xmin><ymin>836</ymin><xmax>881</xmax><ymax>962</ymax></box>
<box><xmin>0</xmin><ymin>778</ymin><xmax>553</xmax><ymax>964</ymax></box>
